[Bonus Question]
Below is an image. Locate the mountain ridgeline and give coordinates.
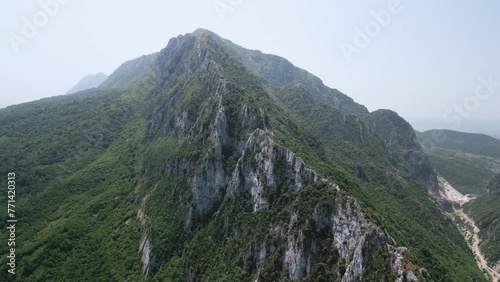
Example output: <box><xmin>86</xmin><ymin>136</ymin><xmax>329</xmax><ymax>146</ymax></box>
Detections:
<box><xmin>0</xmin><ymin>29</ymin><xmax>487</xmax><ymax>281</ymax></box>
<box><xmin>416</xmin><ymin>129</ymin><xmax>500</xmax><ymax>195</ymax></box>
<box><xmin>66</xmin><ymin>72</ymin><xmax>109</xmax><ymax>95</ymax></box>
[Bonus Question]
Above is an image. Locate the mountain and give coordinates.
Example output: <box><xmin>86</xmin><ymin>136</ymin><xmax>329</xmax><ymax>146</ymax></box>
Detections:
<box><xmin>66</xmin><ymin>72</ymin><xmax>108</xmax><ymax>94</ymax></box>
<box><xmin>416</xmin><ymin>129</ymin><xmax>500</xmax><ymax>195</ymax></box>
<box><xmin>0</xmin><ymin>29</ymin><xmax>486</xmax><ymax>281</ymax></box>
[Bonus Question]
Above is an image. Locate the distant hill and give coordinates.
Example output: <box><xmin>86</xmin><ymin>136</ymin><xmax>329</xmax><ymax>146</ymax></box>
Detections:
<box><xmin>417</xmin><ymin>129</ymin><xmax>500</xmax><ymax>158</ymax></box>
<box><xmin>66</xmin><ymin>72</ymin><xmax>108</xmax><ymax>94</ymax></box>
<box><xmin>416</xmin><ymin>129</ymin><xmax>500</xmax><ymax>195</ymax></box>
<box><xmin>410</xmin><ymin>119</ymin><xmax>500</xmax><ymax>142</ymax></box>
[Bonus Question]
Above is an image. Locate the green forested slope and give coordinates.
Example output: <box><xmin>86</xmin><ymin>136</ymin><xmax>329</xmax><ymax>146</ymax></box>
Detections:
<box><xmin>0</xmin><ymin>89</ymin><xmax>146</xmax><ymax>280</ymax></box>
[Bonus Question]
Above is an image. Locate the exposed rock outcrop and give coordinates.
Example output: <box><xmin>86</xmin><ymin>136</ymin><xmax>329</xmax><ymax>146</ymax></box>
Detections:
<box><xmin>228</xmin><ymin>129</ymin><xmax>322</xmax><ymax>212</ymax></box>
<box><xmin>137</xmin><ymin>192</ymin><xmax>156</xmax><ymax>276</ymax></box>
<box><xmin>225</xmin><ymin>127</ymin><xmax>420</xmax><ymax>281</ymax></box>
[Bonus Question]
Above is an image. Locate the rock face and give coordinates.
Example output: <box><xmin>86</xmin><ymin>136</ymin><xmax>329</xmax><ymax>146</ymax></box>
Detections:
<box><xmin>228</xmin><ymin>129</ymin><xmax>321</xmax><ymax>212</ymax></box>
<box><xmin>137</xmin><ymin>193</ymin><xmax>155</xmax><ymax>276</ymax></box>
<box><xmin>142</xmin><ymin>87</ymin><xmax>416</xmax><ymax>280</ymax></box>
<box><xmin>227</xmin><ymin>128</ymin><xmax>421</xmax><ymax>281</ymax></box>
<box><xmin>138</xmin><ymin>231</ymin><xmax>151</xmax><ymax>275</ymax></box>
<box><xmin>225</xmin><ymin>128</ymin><xmax>414</xmax><ymax>280</ymax></box>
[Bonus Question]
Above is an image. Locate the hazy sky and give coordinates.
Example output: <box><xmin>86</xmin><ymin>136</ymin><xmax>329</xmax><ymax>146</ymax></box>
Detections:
<box><xmin>1</xmin><ymin>0</ymin><xmax>499</xmax><ymax>135</ymax></box>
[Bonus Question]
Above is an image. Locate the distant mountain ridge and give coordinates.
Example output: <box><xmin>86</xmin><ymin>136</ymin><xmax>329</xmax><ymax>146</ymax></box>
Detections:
<box><xmin>410</xmin><ymin>118</ymin><xmax>500</xmax><ymax>141</ymax></box>
<box><xmin>417</xmin><ymin>129</ymin><xmax>500</xmax><ymax>158</ymax></box>
<box><xmin>416</xmin><ymin>129</ymin><xmax>500</xmax><ymax>195</ymax></box>
<box><xmin>66</xmin><ymin>72</ymin><xmax>108</xmax><ymax>94</ymax></box>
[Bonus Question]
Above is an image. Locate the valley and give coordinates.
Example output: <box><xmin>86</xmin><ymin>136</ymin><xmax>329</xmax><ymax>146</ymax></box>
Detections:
<box><xmin>419</xmin><ymin>129</ymin><xmax>500</xmax><ymax>281</ymax></box>
<box><xmin>435</xmin><ymin>175</ymin><xmax>500</xmax><ymax>281</ymax></box>
<box><xmin>454</xmin><ymin>208</ymin><xmax>500</xmax><ymax>282</ymax></box>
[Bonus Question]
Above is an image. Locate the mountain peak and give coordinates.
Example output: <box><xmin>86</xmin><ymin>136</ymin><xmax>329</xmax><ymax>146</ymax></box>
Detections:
<box><xmin>66</xmin><ymin>72</ymin><xmax>108</xmax><ymax>94</ymax></box>
<box><xmin>101</xmin><ymin>29</ymin><xmax>369</xmax><ymax>116</ymax></box>
<box><xmin>192</xmin><ymin>28</ymin><xmax>218</xmax><ymax>36</ymax></box>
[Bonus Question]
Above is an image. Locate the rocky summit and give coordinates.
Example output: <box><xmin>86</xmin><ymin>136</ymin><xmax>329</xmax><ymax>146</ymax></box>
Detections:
<box><xmin>0</xmin><ymin>29</ymin><xmax>488</xmax><ymax>281</ymax></box>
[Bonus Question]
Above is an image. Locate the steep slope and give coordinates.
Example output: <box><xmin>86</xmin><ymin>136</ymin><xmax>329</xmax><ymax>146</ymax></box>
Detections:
<box><xmin>66</xmin><ymin>72</ymin><xmax>108</xmax><ymax>94</ymax></box>
<box><xmin>0</xmin><ymin>30</ymin><xmax>487</xmax><ymax>281</ymax></box>
<box><xmin>417</xmin><ymin>129</ymin><xmax>500</xmax><ymax>195</ymax></box>
<box><xmin>0</xmin><ymin>89</ymin><xmax>145</xmax><ymax>280</ymax></box>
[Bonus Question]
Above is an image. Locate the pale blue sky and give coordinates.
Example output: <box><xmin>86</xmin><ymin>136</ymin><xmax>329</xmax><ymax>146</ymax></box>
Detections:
<box><xmin>1</xmin><ymin>0</ymin><xmax>499</xmax><ymax>135</ymax></box>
